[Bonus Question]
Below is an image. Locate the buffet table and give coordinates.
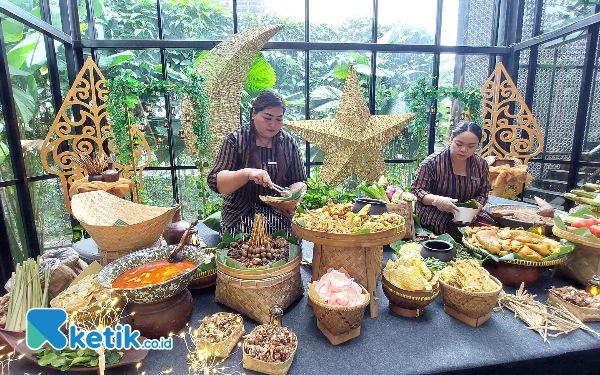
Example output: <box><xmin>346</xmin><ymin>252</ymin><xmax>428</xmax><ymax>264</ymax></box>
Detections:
<box><xmin>10</xmin><ymin>240</ymin><xmax>600</xmax><ymax>374</ymax></box>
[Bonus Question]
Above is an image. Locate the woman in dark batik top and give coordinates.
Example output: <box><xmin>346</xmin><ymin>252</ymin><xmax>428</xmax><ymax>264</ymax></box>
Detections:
<box><xmin>411</xmin><ymin>121</ymin><xmax>492</xmax><ymax>240</ymax></box>
<box><xmin>207</xmin><ymin>89</ymin><xmax>307</xmax><ymax>237</ymax></box>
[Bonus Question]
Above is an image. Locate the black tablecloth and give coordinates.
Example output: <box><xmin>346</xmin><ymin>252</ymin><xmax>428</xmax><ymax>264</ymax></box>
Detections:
<box><xmin>12</xmin><ymin>217</ymin><xmax>600</xmax><ymax>375</ymax></box>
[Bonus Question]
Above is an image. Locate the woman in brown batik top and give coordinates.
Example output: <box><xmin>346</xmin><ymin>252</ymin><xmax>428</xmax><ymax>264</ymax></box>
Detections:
<box><xmin>411</xmin><ymin>121</ymin><xmax>492</xmax><ymax>240</ymax></box>
<box><xmin>208</xmin><ymin>89</ymin><xmax>307</xmax><ymax>237</ymax></box>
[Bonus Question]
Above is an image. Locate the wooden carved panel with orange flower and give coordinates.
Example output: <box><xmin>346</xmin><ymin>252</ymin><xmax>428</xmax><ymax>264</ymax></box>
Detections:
<box><xmin>40</xmin><ymin>57</ymin><xmax>151</xmax><ymax>213</ymax></box>
<box><xmin>479</xmin><ymin>62</ymin><xmax>544</xmax><ymax>164</ymax></box>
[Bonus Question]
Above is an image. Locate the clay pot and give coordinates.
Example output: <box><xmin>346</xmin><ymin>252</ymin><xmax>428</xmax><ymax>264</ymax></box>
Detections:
<box><xmin>483</xmin><ymin>260</ymin><xmax>540</xmax><ymax>287</ymax></box>
<box><xmin>88</xmin><ymin>174</ymin><xmax>103</xmax><ymax>182</ymax></box>
<box><xmin>126</xmin><ymin>289</ymin><xmax>193</xmax><ymax>339</ymax></box>
<box><xmin>102</xmin><ymin>160</ymin><xmax>120</xmax><ymax>182</ymax></box>
<box><xmin>162</xmin><ymin>208</ymin><xmax>192</xmax><ymax>245</ymax></box>
<box><xmin>421</xmin><ymin>240</ymin><xmax>455</xmax><ymax>262</ymax></box>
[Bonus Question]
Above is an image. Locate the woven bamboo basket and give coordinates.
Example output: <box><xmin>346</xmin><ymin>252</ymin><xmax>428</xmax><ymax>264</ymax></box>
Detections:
<box><xmin>189</xmin><ymin>268</ymin><xmax>217</xmax><ymax>289</ymax></box>
<box><xmin>216</xmin><ymin>254</ymin><xmax>301</xmax><ymax>281</ymax></box>
<box><xmin>215</xmin><ymin>266</ymin><xmax>303</xmax><ymax>324</ymax></box>
<box><xmin>307</xmin><ymin>282</ymin><xmax>370</xmax><ymax>335</ymax></box>
<box><xmin>487</xmin><ymin>156</ymin><xmax>528</xmax><ymax>197</ymax></box>
<box><xmin>547</xmin><ymin>292</ymin><xmax>600</xmax><ymax>322</ymax></box>
<box><xmin>381</xmin><ymin>275</ymin><xmax>439</xmax><ymax>318</ymax></box>
<box><xmin>71</xmin><ymin>191</ymin><xmax>179</xmax><ymax>265</ymax></box>
<box><xmin>195</xmin><ymin>313</ymin><xmax>244</xmax><ymax>358</ymax></box>
<box><xmin>242</xmin><ymin>327</ymin><xmax>297</xmax><ymax>375</ymax></box>
<box><xmin>552</xmin><ymin>226</ymin><xmax>600</xmax><ymax>252</ymax></box>
<box><xmin>386</xmin><ymin>202</ymin><xmax>415</xmax><ymax>240</ymax></box>
<box><xmin>439</xmin><ymin>275</ymin><xmax>502</xmax><ymax>319</ymax></box>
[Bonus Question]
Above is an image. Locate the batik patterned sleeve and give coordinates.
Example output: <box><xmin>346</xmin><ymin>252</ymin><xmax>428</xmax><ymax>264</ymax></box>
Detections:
<box><xmin>207</xmin><ymin>133</ymin><xmax>237</xmax><ymax>194</ymax></box>
<box><xmin>411</xmin><ymin>161</ymin><xmax>433</xmax><ymax>202</ymax></box>
<box><xmin>287</xmin><ymin>138</ymin><xmax>307</xmax><ymax>185</ymax></box>
<box><xmin>475</xmin><ymin>159</ymin><xmax>491</xmax><ymax>207</ymax></box>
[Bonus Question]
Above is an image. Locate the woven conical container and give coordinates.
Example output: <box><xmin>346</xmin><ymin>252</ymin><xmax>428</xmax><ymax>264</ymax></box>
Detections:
<box><xmin>71</xmin><ymin>191</ymin><xmax>179</xmax><ymax>264</ymax></box>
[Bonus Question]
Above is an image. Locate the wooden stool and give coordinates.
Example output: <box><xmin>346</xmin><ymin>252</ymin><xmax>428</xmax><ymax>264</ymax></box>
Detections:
<box><xmin>293</xmin><ymin>223</ymin><xmax>404</xmax><ymax>318</ymax></box>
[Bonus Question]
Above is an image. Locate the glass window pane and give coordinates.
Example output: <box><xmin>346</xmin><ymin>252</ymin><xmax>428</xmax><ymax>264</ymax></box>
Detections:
<box><xmin>542</xmin><ymin>0</ymin><xmax>596</xmax><ymax>34</ymax></box>
<box><xmin>377</xmin><ymin>0</ymin><xmax>436</xmax><ymax>44</ymax></box>
<box><xmin>377</xmin><ymin>52</ymin><xmax>434</xmax><ymax>161</ymax></box>
<box><xmin>3</xmin><ymin>24</ymin><xmax>55</xmax><ymax>177</ymax></box>
<box><xmin>238</xmin><ymin>0</ymin><xmax>304</xmax><ymax>41</ymax></box>
<box><xmin>163</xmin><ymin>0</ymin><xmax>233</xmax><ymax>40</ymax></box>
<box><xmin>441</xmin><ymin>0</ymin><xmax>496</xmax><ymax>46</ymax></box>
<box><xmin>522</xmin><ymin>161</ymin><xmax>569</xmax><ymax>209</ymax></box>
<box><xmin>1</xmin><ymin>186</ymin><xmax>27</xmax><ymax>264</ymax></box>
<box><xmin>30</xmin><ymin>178</ymin><xmax>72</xmax><ymax>252</ymax></box>
<box><xmin>309</xmin><ymin>0</ymin><xmax>372</xmax><ymax>43</ymax></box>
<box><xmin>385</xmin><ymin>163</ymin><xmax>415</xmax><ymax>188</ymax></box>
<box><xmin>0</xmin><ymin>101</ymin><xmax>14</xmax><ymax>181</ymax></box>
<box><xmin>3</xmin><ymin>0</ymin><xmax>61</xmax><ymax>29</ymax></box>
<box><xmin>94</xmin><ymin>0</ymin><xmax>159</xmax><ymax>39</ymax></box>
<box><xmin>141</xmin><ymin>169</ymin><xmax>174</xmax><ymax>207</ymax></box>
<box><xmin>176</xmin><ymin>169</ymin><xmax>222</xmax><ymax>221</ymax></box>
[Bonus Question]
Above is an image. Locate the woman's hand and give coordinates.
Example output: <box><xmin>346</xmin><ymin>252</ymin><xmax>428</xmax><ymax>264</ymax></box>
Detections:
<box><xmin>246</xmin><ymin>168</ymin><xmax>273</xmax><ymax>188</ymax></box>
<box><xmin>432</xmin><ymin>195</ymin><xmax>459</xmax><ymax>213</ymax></box>
<box><xmin>275</xmin><ymin>200</ymin><xmax>300</xmax><ymax>218</ymax></box>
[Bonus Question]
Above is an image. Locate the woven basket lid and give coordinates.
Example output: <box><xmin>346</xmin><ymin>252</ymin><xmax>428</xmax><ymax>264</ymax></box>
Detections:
<box><xmin>71</xmin><ymin>191</ymin><xmax>179</xmax><ymax>252</ymax></box>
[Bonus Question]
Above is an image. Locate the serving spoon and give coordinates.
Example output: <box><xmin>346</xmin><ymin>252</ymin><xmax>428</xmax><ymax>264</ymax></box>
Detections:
<box><xmin>168</xmin><ymin>220</ymin><xmax>199</xmax><ymax>263</ymax></box>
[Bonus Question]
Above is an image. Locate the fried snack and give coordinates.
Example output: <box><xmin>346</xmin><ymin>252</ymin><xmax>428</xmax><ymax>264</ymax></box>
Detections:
<box><xmin>295</xmin><ymin>200</ymin><xmax>404</xmax><ymax>234</ymax></box>
<box><xmin>475</xmin><ymin>230</ymin><xmax>502</xmax><ymax>254</ymax></box>
<box><xmin>464</xmin><ymin>226</ymin><xmax>561</xmax><ymax>260</ymax></box>
<box><xmin>440</xmin><ymin>259</ymin><xmax>498</xmax><ymax>292</ymax></box>
<box><xmin>383</xmin><ymin>254</ymin><xmax>437</xmax><ymax>291</ymax></box>
<box><xmin>50</xmin><ymin>274</ymin><xmax>110</xmax><ymax>313</ymax></box>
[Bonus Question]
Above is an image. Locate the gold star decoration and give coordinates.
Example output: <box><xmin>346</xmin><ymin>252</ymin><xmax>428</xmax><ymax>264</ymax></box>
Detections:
<box><xmin>285</xmin><ymin>66</ymin><xmax>415</xmax><ymax>186</ymax></box>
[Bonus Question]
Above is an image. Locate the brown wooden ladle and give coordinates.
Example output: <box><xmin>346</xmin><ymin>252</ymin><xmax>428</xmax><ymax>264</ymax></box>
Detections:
<box><xmin>168</xmin><ymin>220</ymin><xmax>199</xmax><ymax>263</ymax></box>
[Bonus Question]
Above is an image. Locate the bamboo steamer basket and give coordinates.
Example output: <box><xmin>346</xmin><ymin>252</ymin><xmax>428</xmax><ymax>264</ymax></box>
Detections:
<box><xmin>439</xmin><ymin>275</ymin><xmax>503</xmax><ymax>319</ymax></box>
<box><xmin>307</xmin><ymin>282</ymin><xmax>370</xmax><ymax>335</ymax></box>
<box><xmin>215</xmin><ymin>266</ymin><xmax>303</xmax><ymax>325</ymax></box>
<box><xmin>195</xmin><ymin>313</ymin><xmax>244</xmax><ymax>358</ymax></box>
<box><xmin>547</xmin><ymin>292</ymin><xmax>600</xmax><ymax>322</ymax></box>
<box><xmin>553</xmin><ymin>225</ymin><xmax>600</xmax><ymax>285</ymax></box>
<box><xmin>71</xmin><ymin>191</ymin><xmax>179</xmax><ymax>265</ymax></box>
<box><xmin>242</xmin><ymin>326</ymin><xmax>297</xmax><ymax>375</ymax></box>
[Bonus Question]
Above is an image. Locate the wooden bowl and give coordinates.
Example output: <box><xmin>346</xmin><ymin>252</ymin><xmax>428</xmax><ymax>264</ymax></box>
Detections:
<box><xmin>381</xmin><ymin>275</ymin><xmax>439</xmax><ymax>318</ymax></box>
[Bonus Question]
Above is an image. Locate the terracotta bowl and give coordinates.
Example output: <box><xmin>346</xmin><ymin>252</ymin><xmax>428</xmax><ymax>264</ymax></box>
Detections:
<box><xmin>97</xmin><ymin>245</ymin><xmax>204</xmax><ymax>304</ymax></box>
<box><xmin>381</xmin><ymin>275</ymin><xmax>439</xmax><ymax>318</ymax></box>
<box><xmin>483</xmin><ymin>260</ymin><xmax>540</xmax><ymax>288</ymax></box>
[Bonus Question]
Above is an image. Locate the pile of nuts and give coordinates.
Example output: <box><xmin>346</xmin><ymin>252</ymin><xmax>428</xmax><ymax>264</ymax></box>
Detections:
<box><xmin>244</xmin><ymin>325</ymin><xmax>297</xmax><ymax>363</ymax></box>
<box><xmin>195</xmin><ymin>313</ymin><xmax>243</xmax><ymax>344</ymax></box>
<box><xmin>226</xmin><ymin>237</ymin><xmax>289</xmax><ymax>268</ymax></box>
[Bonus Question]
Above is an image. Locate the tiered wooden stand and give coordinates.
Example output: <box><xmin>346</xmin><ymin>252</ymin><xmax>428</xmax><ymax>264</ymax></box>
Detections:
<box><xmin>292</xmin><ymin>223</ymin><xmax>404</xmax><ymax>318</ymax></box>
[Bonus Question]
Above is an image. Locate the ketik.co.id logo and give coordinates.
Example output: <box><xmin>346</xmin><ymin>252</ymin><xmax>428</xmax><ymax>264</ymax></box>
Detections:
<box><xmin>26</xmin><ymin>308</ymin><xmax>159</xmax><ymax>351</ymax></box>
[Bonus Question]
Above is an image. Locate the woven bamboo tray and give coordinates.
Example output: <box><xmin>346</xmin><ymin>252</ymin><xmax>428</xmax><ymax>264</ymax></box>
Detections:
<box><xmin>552</xmin><ymin>226</ymin><xmax>600</xmax><ymax>252</ymax></box>
<box><xmin>188</xmin><ymin>268</ymin><xmax>217</xmax><ymax>289</ymax></box>
<box><xmin>195</xmin><ymin>313</ymin><xmax>244</xmax><ymax>358</ymax></box>
<box><xmin>71</xmin><ymin>191</ymin><xmax>179</xmax><ymax>265</ymax></box>
<box><xmin>216</xmin><ymin>255</ymin><xmax>301</xmax><ymax>281</ymax></box>
<box><xmin>462</xmin><ymin>236</ymin><xmax>566</xmax><ymax>267</ymax></box>
<box><xmin>215</xmin><ymin>267</ymin><xmax>303</xmax><ymax>324</ymax></box>
<box><xmin>242</xmin><ymin>328</ymin><xmax>297</xmax><ymax>375</ymax></box>
<box><xmin>292</xmin><ymin>222</ymin><xmax>404</xmax><ymax>247</ymax></box>
<box><xmin>307</xmin><ymin>282</ymin><xmax>370</xmax><ymax>337</ymax></box>
<box><xmin>439</xmin><ymin>275</ymin><xmax>502</xmax><ymax>321</ymax></box>
<box><xmin>547</xmin><ymin>292</ymin><xmax>600</xmax><ymax>322</ymax></box>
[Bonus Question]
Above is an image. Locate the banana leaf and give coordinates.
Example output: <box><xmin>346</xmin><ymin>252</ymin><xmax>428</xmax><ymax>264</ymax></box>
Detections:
<box><xmin>554</xmin><ymin>207</ymin><xmax>600</xmax><ymax>243</ymax></box>
<box><xmin>352</xmin><ymin>228</ymin><xmax>371</xmax><ymax>234</ymax></box>
<box><xmin>260</xmin><ymin>187</ymin><xmax>304</xmax><ymax>202</ymax></box>
<box><xmin>455</xmin><ymin>199</ymin><xmax>479</xmax><ymax>209</ymax></box>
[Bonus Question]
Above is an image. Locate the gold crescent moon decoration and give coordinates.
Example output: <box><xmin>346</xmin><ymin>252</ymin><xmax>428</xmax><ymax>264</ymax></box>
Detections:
<box><xmin>181</xmin><ymin>24</ymin><xmax>284</xmax><ymax>167</ymax></box>
<box><xmin>285</xmin><ymin>66</ymin><xmax>415</xmax><ymax>186</ymax></box>
<box><xmin>39</xmin><ymin>56</ymin><xmax>151</xmax><ymax>213</ymax></box>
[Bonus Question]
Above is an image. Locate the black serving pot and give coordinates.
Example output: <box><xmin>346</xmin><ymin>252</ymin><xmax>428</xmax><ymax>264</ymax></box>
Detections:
<box><xmin>420</xmin><ymin>240</ymin><xmax>455</xmax><ymax>262</ymax></box>
<box><xmin>352</xmin><ymin>197</ymin><xmax>389</xmax><ymax>215</ymax></box>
